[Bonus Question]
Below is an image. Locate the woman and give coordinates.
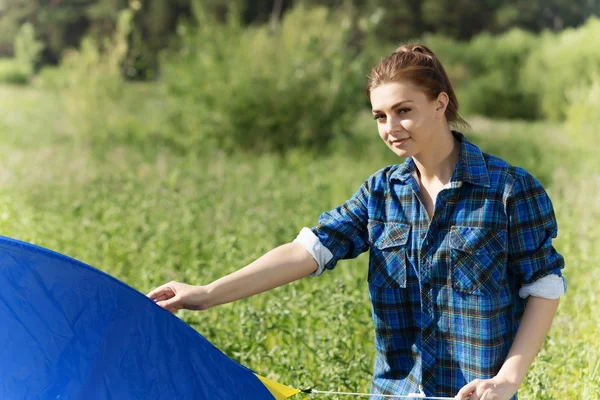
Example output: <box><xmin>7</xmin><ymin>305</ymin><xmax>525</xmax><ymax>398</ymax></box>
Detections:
<box><xmin>147</xmin><ymin>45</ymin><xmax>566</xmax><ymax>400</ymax></box>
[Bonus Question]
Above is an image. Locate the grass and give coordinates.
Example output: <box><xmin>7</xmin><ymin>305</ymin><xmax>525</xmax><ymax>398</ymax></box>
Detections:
<box><xmin>0</xmin><ymin>84</ymin><xmax>598</xmax><ymax>399</ymax></box>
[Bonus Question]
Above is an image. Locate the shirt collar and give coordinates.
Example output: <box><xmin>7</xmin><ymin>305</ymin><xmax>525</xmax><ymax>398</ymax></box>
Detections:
<box><xmin>390</xmin><ymin>130</ymin><xmax>490</xmax><ymax>187</ymax></box>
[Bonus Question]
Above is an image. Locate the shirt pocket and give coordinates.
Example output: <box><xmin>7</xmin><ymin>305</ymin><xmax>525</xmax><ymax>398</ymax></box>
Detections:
<box><xmin>449</xmin><ymin>226</ymin><xmax>508</xmax><ymax>296</ymax></box>
<box><xmin>367</xmin><ymin>219</ymin><xmax>410</xmax><ymax>288</ymax></box>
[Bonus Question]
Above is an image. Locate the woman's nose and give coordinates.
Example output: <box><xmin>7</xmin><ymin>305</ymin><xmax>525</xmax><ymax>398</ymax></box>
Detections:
<box><xmin>385</xmin><ymin>115</ymin><xmax>399</xmax><ymax>134</ymax></box>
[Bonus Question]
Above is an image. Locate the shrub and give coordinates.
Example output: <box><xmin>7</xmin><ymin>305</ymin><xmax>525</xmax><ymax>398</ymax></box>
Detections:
<box><xmin>522</xmin><ymin>17</ymin><xmax>600</xmax><ymax>121</ymax></box>
<box><xmin>14</xmin><ymin>23</ymin><xmax>43</xmax><ymax>77</ymax></box>
<box><xmin>0</xmin><ymin>23</ymin><xmax>43</xmax><ymax>85</ymax></box>
<box><xmin>0</xmin><ymin>59</ymin><xmax>28</xmax><ymax>85</ymax></box>
<box><xmin>59</xmin><ymin>9</ymin><xmax>133</xmax><ymax>142</ymax></box>
<box><xmin>159</xmin><ymin>5</ymin><xmax>369</xmax><ymax>153</ymax></box>
<box><xmin>565</xmin><ymin>73</ymin><xmax>600</xmax><ymax>150</ymax></box>
<box><xmin>0</xmin><ymin>23</ymin><xmax>45</xmax><ymax>85</ymax></box>
<box><xmin>426</xmin><ymin>29</ymin><xmax>540</xmax><ymax>119</ymax></box>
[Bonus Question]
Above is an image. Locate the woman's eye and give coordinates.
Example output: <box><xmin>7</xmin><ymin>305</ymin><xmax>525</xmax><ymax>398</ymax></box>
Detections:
<box><xmin>373</xmin><ymin>114</ymin><xmax>385</xmax><ymax>120</ymax></box>
<box><xmin>397</xmin><ymin>108</ymin><xmax>411</xmax><ymax>114</ymax></box>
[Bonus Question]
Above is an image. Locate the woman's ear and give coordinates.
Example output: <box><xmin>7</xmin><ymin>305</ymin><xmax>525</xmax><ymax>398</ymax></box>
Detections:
<box><xmin>435</xmin><ymin>92</ymin><xmax>449</xmax><ymax>119</ymax></box>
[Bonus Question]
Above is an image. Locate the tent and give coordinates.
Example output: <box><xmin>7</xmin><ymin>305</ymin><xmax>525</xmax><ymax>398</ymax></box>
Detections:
<box><xmin>0</xmin><ymin>235</ymin><xmax>300</xmax><ymax>399</ymax></box>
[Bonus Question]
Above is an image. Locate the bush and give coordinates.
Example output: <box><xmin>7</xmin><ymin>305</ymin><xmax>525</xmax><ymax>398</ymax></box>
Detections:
<box><xmin>522</xmin><ymin>17</ymin><xmax>600</xmax><ymax>121</ymax></box>
<box><xmin>159</xmin><ymin>5</ymin><xmax>370</xmax><ymax>153</ymax></box>
<box><xmin>0</xmin><ymin>59</ymin><xmax>29</xmax><ymax>85</ymax></box>
<box><xmin>565</xmin><ymin>73</ymin><xmax>600</xmax><ymax>150</ymax></box>
<box><xmin>0</xmin><ymin>23</ymin><xmax>45</xmax><ymax>85</ymax></box>
<box><xmin>425</xmin><ymin>29</ymin><xmax>540</xmax><ymax>119</ymax></box>
<box><xmin>44</xmin><ymin>5</ymin><xmax>600</xmax><ymax>154</ymax></box>
<box><xmin>14</xmin><ymin>23</ymin><xmax>43</xmax><ymax>76</ymax></box>
<box><xmin>59</xmin><ymin>9</ymin><xmax>133</xmax><ymax>142</ymax></box>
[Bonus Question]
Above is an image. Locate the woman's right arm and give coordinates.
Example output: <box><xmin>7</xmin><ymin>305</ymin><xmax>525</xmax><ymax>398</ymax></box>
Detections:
<box><xmin>148</xmin><ymin>173</ymin><xmax>375</xmax><ymax>314</ymax></box>
<box><xmin>146</xmin><ymin>242</ymin><xmax>318</xmax><ymax>313</ymax></box>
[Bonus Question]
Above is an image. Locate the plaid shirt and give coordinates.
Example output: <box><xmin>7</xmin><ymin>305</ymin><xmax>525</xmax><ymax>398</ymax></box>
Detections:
<box><xmin>307</xmin><ymin>131</ymin><xmax>566</xmax><ymax>398</ymax></box>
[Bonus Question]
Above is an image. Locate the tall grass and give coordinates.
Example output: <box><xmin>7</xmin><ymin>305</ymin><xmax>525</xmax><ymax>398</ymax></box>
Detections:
<box><xmin>0</xmin><ymin>83</ymin><xmax>598</xmax><ymax>398</ymax></box>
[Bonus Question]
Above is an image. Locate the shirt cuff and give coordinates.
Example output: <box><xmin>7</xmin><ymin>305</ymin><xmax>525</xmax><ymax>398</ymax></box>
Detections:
<box><xmin>518</xmin><ymin>274</ymin><xmax>566</xmax><ymax>299</ymax></box>
<box><xmin>292</xmin><ymin>227</ymin><xmax>333</xmax><ymax>277</ymax></box>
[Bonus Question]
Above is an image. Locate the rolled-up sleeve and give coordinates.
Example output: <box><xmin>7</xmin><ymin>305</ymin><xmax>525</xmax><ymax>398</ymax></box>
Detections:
<box><xmin>294</xmin><ymin>179</ymin><xmax>371</xmax><ymax>277</ymax></box>
<box><xmin>293</xmin><ymin>227</ymin><xmax>334</xmax><ymax>277</ymax></box>
<box><xmin>518</xmin><ymin>274</ymin><xmax>566</xmax><ymax>299</ymax></box>
<box><xmin>507</xmin><ymin>171</ymin><xmax>566</xmax><ymax>296</ymax></box>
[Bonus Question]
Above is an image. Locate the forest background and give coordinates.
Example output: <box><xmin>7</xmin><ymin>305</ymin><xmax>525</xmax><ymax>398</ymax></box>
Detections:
<box><xmin>0</xmin><ymin>0</ymin><xmax>599</xmax><ymax>398</ymax></box>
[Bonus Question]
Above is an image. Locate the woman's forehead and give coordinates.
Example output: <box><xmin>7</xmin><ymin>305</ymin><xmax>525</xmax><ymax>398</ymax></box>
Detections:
<box><xmin>370</xmin><ymin>81</ymin><xmax>425</xmax><ymax>111</ymax></box>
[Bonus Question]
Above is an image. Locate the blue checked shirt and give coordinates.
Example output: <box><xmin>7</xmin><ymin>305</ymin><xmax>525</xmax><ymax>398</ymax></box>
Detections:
<box><xmin>295</xmin><ymin>131</ymin><xmax>566</xmax><ymax>398</ymax></box>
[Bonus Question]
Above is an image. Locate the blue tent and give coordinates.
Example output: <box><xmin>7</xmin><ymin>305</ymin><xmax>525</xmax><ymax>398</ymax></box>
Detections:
<box><xmin>0</xmin><ymin>235</ymin><xmax>299</xmax><ymax>399</ymax></box>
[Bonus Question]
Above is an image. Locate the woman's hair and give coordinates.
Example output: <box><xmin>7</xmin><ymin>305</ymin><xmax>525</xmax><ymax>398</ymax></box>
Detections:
<box><xmin>366</xmin><ymin>44</ymin><xmax>470</xmax><ymax>130</ymax></box>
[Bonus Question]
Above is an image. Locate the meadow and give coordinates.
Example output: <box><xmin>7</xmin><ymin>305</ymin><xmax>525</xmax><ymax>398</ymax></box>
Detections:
<box><xmin>0</xmin><ymin>79</ymin><xmax>598</xmax><ymax>399</ymax></box>
<box><xmin>1</xmin><ymin>7</ymin><xmax>599</xmax><ymax>398</ymax></box>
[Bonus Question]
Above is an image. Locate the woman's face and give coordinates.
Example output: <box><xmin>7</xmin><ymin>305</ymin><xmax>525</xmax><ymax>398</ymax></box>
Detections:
<box><xmin>370</xmin><ymin>80</ymin><xmax>447</xmax><ymax>158</ymax></box>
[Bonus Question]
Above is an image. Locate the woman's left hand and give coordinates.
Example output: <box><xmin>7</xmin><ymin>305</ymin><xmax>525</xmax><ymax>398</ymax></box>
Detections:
<box><xmin>455</xmin><ymin>375</ymin><xmax>519</xmax><ymax>400</ymax></box>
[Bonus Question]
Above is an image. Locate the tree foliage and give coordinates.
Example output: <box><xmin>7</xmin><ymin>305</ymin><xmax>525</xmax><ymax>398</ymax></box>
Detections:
<box><xmin>1</xmin><ymin>0</ymin><xmax>599</xmax><ymax>77</ymax></box>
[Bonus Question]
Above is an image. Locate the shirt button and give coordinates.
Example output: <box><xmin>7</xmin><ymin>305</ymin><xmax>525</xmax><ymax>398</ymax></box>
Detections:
<box><xmin>420</xmin><ymin>233</ymin><xmax>426</xmax><ymax>239</ymax></box>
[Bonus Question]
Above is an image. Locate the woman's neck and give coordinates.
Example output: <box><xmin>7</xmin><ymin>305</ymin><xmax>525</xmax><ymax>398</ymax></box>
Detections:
<box><xmin>413</xmin><ymin>129</ymin><xmax>461</xmax><ymax>186</ymax></box>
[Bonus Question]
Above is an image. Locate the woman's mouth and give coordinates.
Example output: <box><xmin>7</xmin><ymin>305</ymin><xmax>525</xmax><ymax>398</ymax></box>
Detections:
<box><xmin>391</xmin><ymin>138</ymin><xmax>409</xmax><ymax>147</ymax></box>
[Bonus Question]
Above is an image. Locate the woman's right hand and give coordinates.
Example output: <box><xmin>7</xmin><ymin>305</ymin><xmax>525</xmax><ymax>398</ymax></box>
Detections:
<box><xmin>146</xmin><ymin>281</ymin><xmax>211</xmax><ymax>313</ymax></box>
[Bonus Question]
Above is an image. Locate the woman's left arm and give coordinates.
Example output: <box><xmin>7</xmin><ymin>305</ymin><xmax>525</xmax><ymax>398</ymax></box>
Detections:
<box><xmin>455</xmin><ymin>296</ymin><xmax>560</xmax><ymax>400</ymax></box>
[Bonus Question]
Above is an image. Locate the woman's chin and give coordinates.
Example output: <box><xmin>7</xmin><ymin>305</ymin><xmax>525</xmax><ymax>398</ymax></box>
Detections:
<box><xmin>389</xmin><ymin>145</ymin><xmax>413</xmax><ymax>158</ymax></box>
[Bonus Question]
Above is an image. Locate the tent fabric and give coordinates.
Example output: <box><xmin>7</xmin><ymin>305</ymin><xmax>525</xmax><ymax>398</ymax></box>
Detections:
<box><xmin>0</xmin><ymin>235</ymin><xmax>297</xmax><ymax>399</ymax></box>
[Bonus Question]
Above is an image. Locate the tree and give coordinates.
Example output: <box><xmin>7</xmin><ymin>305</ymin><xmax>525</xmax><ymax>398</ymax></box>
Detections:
<box><xmin>1</xmin><ymin>0</ymin><xmax>599</xmax><ymax>74</ymax></box>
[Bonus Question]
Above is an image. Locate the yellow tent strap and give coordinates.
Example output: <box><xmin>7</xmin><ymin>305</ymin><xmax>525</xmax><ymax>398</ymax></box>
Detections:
<box><xmin>255</xmin><ymin>374</ymin><xmax>301</xmax><ymax>399</ymax></box>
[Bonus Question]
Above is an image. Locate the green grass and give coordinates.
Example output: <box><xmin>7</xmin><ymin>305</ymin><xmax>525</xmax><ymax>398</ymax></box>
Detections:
<box><xmin>0</xmin><ymin>84</ymin><xmax>598</xmax><ymax>399</ymax></box>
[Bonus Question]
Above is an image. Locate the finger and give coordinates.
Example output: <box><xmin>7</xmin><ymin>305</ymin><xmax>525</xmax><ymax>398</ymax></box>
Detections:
<box><xmin>473</xmin><ymin>381</ymin><xmax>491</xmax><ymax>400</ymax></box>
<box><xmin>147</xmin><ymin>285</ymin><xmax>171</xmax><ymax>299</ymax></box>
<box><xmin>147</xmin><ymin>286</ymin><xmax>175</xmax><ymax>300</ymax></box>
<box><xmin>157</xmin><ymin>296</ymin><xmax>181</xmax><ymax>310</ymax></box>
<box><xmin>479</xmin><ymin>389</ymin><xmax>491</xmax><ymax>400</ymax></box>
<box><xmin>456</xmin><ymin>379</ymin><xmax>478</xmax><ymax>399</ymax></box>
<box><xmin>151</xmin><ymin>294</ymin><xmax>169</xmax><ymax>302</ymax></box>
<box><xmin>166</xmin><ymin>304</ymin><xmax>183</xmax><ymax>314</ymax></box>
